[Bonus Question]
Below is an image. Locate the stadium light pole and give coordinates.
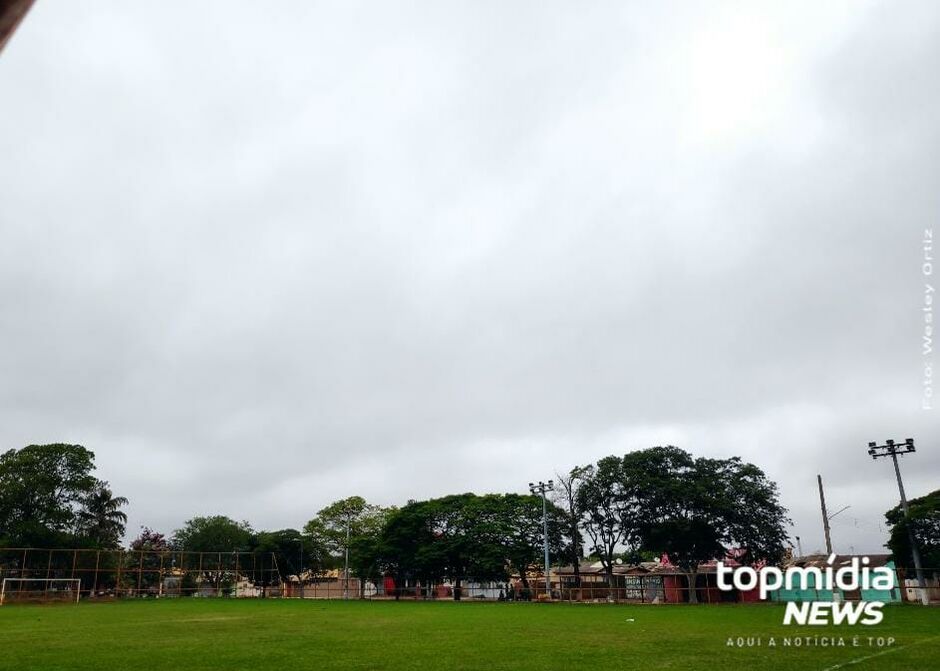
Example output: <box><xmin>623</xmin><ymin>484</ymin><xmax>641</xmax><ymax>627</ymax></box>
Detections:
<box><xmin>868</xmin><ymin>438</ymin><xmax>929</xmax><ymax>606</ymax></box>
<box><xmin>529</xmin><ymin>480</ymin><xmax>554</xmax><ymax>598</ymax></box>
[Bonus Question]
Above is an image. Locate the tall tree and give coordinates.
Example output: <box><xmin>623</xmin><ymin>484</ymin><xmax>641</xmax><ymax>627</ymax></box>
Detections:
<box><xmin>494</xmin><ymin>493</ymin><xmax>567</xmax><ymax>591</ymax></box>
<box><xmin>885</xmin><ymin>488</ymin><xmax>940</xmax><ymax>578</ymax></box>
<box><xmin>172</xmin><ymin>515</ymin><xmax>253</xmax><ymax>552</ymax></box>
<box><xmin>304</xmin><ymin>496</ymin><xmax>390</xmax><ymax>596</ymax></box>
<box><xmin>372</xmin><ymin>499</ymin><xmax>438</xmax><ymax>598</ymax></box>
<box><xmin>576</xmin><ymin>458</ymin><xmax>631</xmax><ymax>588</ymax></box>
<box><xmin>172</xmin><ymin>515</ymin><xmax>254</xmax><ymax>589</ymax></box>
<box><xmin>253</xmin><ymin>528</ymin><xmax>327</xmax><ymax>581</ymax></box>
<box><xmin>373</xmin><ymin>493</ymin><xmax>567</xmax><ymax>600</ymax></box>
<box><xmin>623</xmin><ymin>446</ymin><xmax>789</xmax><ymax>603</ymax></box>
<box><xmin>76</xmin><ymin>482</ymin><xmax>128</xmax><ymax>548</ymax></box>
<box><xmin>553</xmin><ymin>466</ymin><xmax>590</xmax><ymax>590</ymax></box>
<box><xmin>0</xmin><ymin>444</ymin><xmax>100</xmax><ymax>547</ymax></box>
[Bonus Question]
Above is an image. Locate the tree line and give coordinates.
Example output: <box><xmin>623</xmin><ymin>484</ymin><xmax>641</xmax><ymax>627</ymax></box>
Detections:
<box><xmin>3</xmin><ymin>443</ymin><xmax>934</xmax><ymax>600</ymax></box>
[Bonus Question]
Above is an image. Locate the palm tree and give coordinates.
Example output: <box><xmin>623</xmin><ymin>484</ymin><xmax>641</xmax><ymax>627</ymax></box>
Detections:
<box><xmin>78</xmin><ymin>482</ymin><xmax>129</xmax><ymax>548</ymax></box>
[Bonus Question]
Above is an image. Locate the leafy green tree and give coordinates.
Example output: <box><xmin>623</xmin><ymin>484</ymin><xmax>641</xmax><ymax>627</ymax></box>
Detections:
<box><xmin>491</xmin><ymin>493</ymin><xmax>567</xmax><ymax>590</ymax></box>
<box><xmin>885</xmin><ymin>489</ymin><xmax>940</xmax><ymax>578</ymax></box>
<box><xmin>172</xmin><ymin>515</ymin><xmax>253</xmax><ymax>552</ymax></box>
<box><xmin>304</xmin><ymin>496</ymin><xmax>391</xmax><ymax>595</ymax></box>
<box><xmin>0</xmin><ymin>444</ymin><xmax>101</xmax><ymax>547</ymax></box>
<box><xmin>372</xmin><ymin>499</ymin><xmax>438</xmax><ymax>597</ymax></box>
<box><xmin>76</xmin><ymin>482</ymin><xmax>128</xmax><ymax>548</ymax></box>
<box><xmin>172</xmin><ymin>516</ymin><xmax>254</xmax><ymax>589</ymax></box>
<box><xmin>252</xmin><ymin>528</ymin><xmax>327</xmax><ymax>581</ymax></box>
<box><xmin>374</xmin><ymin>495</ymin><xmax>487</xmax><ymax>599</ymax></box>
<box><xmin>623</xmin><ymin>446</ymin><xmax>789</xmax><ymax>603</ymax></box>
<box><xmin>373</xmin><ymin>493</ymin><xmax>567</xmax><ymax>600</ymax></box>
<box><xmin>576</xmin><ymin>458</ymin><xmax>631</xmax><ymax>588</ymax></box>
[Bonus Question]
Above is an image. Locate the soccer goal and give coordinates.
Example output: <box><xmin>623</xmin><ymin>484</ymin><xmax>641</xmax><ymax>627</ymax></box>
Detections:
<box><xmin>0</xmin><ymin>578</ymin><xmax>82</xmax><ymax>605</ymax></box>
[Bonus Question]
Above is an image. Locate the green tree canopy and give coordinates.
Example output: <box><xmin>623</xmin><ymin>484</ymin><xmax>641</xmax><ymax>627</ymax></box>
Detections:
<box><xmin>252</xmin><ymin>528</ymin><xmax>327</xmax><ymax>580</ymax></box>
<box><xmin>172</xmin><ymin>515</ymin><xmax>253</xmax><ymax>552</ymax></box>
<box><xmin>622</xmin><ymin>446</ymin><xmax>789</xmax><ymax>603</ymax></box>
<box><xmin>76</xmin><ymin>482</ymin><xmax>128</xmax><ymax>549</ymax></box>
<box><xmin>373</xmin><ymin>493</ymin><xmax>567</xmax><ymax>599</ymax></box>
<box><xmin>0</xmin><ymin>444</ymin><xmax>127</xmax><ymax>548</ymax></box>
<box><xmin>303</xmin><ymin>496</ymin><xmax>391</xmax><ymax>593</ymax></box>
<box><xmin>304</xmin><ymin>496</ymin><xmax>387</xmax><ymax>557</ymax></box>
<box><xmin>885</xmin><ymin>488</ymin><xmax>940</xmax><ymax>577</ymax></box>
<box><xmin>576</xmin><ymin>458</ymin><xmax>630</xmax><ymax>587</ymax></box>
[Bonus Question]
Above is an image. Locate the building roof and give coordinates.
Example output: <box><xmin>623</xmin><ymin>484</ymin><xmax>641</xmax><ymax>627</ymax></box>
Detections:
<box><xmin>788</xmin><ymin>554</ymin><xmax>895</xmax><ymax>569</ymax></box>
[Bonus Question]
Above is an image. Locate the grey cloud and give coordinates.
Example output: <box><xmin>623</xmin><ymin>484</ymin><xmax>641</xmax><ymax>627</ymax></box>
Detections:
<box><xmin>0</xmin><ymin>1</ymin><xmax>937</xmax><ymax>552</ymax></box>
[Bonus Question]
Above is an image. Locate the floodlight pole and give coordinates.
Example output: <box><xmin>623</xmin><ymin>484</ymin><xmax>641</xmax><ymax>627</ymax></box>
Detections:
<box><xmin>868</xmin><ymin>439</ymin><xmax>929</xmax><ymax>606</ymax></box>
<box><xmin>529</xmin><ymin>480</ymin><xmax>554</xmax><ymax>598</ymax></box>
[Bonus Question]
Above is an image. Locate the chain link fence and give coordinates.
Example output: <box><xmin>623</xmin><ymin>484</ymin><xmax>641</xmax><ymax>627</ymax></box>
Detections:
<box><xmin>0</xmin><ymin>548</ymin><xmax>282</xmax><ymax>602</ymax></box>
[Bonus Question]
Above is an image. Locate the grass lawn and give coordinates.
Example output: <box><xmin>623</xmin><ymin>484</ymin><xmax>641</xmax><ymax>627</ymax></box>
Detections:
<box><xmin>0</xmin><ymin>599</ymin><xmax>937</xmax><ymax>670</ymax></box>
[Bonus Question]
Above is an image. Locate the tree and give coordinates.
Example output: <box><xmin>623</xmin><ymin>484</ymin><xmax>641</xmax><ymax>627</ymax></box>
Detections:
<box><xmin>493</xmin><ymin>493</ymin><xmax>567</xmax><ymax>591</ymax></box>
<box><xmin>412</xmin><ymin>494</ymin><xmax>487</xmax><ymax>600</ymax></box>
<box><xmin>623</xmin><ymin>446</ymin><xmax>789</xmax><ymax>603</ymax></box>
<box><xmin>374</xmin><ymin>495</ymin><xmax>487</xmax><ymax>600</ymax></box>
<box><xmin>553</xmin><ymin>466</ymin><xmax>590</xmax><ymax>590</ymax></box>
<box><xmin>0</xmin><ymin>444</ymin><xmax>100</xmax><ymax>547</ymax></box>
<box><xmin>373</xmin><ymin>493</ymin><xmax>567</xmax><ymax>600</ymax></box>
<box><xmin>172</xmin><ymin>516</ymin><xmax>254</xmax><ymax>589</ymax></box>
<box><xmin>126</xmin><ymin>527</ymin><xmax>171</xmax><ymax>594</ymax></box>
<box><xmin>76</xmin><ymin>482</ymin><xmax>128</xmax><ymax>548</ymax></box>
<box><xmin>252</xmin><ymin>528</ymin><xmax>327</xmax><ymax>582</ymax></box>
<box><xmin>885</xmin><ymin>489</ymin><xmax>940</xmax><ymax>578</ymax></box>
<box><xmin>129</xmin><ymin>527</ymin><xmax>170</xmax><ymax>552</ymax></box>
<box><xmin>576</xmin><ymin>458</ymin><xmax>632</xmax><ymax>588</ymax></box>
<box><xmin>372</xmin><ymin>499</ymin><xmax>438</xmax><ymax>598</ymax></box>
<box><xmin>172</xmin><ymin>516</ymin><xmax>253</xmax><ymax>552</ymax></box>
<box><xmin>304</xmin><ymin>496</ymin><xmax>390</xmax><ymax>596</ymax></box>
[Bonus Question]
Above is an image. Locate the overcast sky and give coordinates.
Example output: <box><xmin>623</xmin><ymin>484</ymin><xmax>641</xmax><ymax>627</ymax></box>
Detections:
<box><xmin>1</xmin><ymin>1</ymin><xmax>937</xmax><ymax>555</ymax></box>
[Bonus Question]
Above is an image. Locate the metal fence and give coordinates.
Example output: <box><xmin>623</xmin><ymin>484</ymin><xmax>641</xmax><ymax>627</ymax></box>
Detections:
<box><xmin>3</xmin><ymin>548</ymin><xmax>936</xmax><ymax>605</ymax></box>
<box><xmin>0</xmin><ymin>548</ymin><xmax>282</xmax><ymax>600</ymax></box>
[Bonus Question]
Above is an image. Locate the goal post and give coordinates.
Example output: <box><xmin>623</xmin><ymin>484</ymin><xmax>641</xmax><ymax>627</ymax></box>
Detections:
<box><xmin>0</xmin><ymin>578</ymin><xmax>82</xmax><ymax>605</ymax></box>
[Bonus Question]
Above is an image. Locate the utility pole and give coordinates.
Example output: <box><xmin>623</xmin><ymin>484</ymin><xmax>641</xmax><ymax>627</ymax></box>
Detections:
<box><xmin>817</xmin><ymin>475</ymin><xmax>853</xmax><ymax>602</ymax></box>
<box><xmin>868</xmin><ymin>439</ymin><xmax>929</xmax><ymax>606</ymax></box>
<box><xmin>294</xmin><ymin>536</ymin><xmax>304</xmax><ymax>599</ymax></box>
<box><xmin>529</xmin><ymin>480</ymin><xmax>554</xmax><ymax>599</ymax></box>
<box><xmin>343</xmin><ymin>515</ymin><xmax>351</xmax><ymax>600</ymax></box>
<box><xmin>817</xmin><ymin>475</ymin><xmax>833</xmax><ymax>555</ymax></box>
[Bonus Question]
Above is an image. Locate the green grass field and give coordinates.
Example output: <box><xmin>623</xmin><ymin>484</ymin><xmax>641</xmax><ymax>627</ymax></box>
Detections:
<box><xmin>0</xmin><ymin>600</ymin><xmax>936</xmax><ymax>670</ymax></box>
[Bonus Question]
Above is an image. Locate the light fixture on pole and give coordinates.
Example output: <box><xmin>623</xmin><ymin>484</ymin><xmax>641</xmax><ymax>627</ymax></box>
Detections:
<box><xmin>528</xmin><ymin>480</ymin><xmax>554</xmax><ymax>598</ymax></box>
<box><xmin>868</xmin><ymin>438</ymin><xmax>929</xmax><ymax>606</ymax></box>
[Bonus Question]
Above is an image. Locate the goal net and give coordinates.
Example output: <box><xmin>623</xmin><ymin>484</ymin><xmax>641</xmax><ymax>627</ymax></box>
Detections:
<box><xmin>0</xmin><ymin>578</ymin><xmax>82</xmax><ymax>605</ymax></box>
